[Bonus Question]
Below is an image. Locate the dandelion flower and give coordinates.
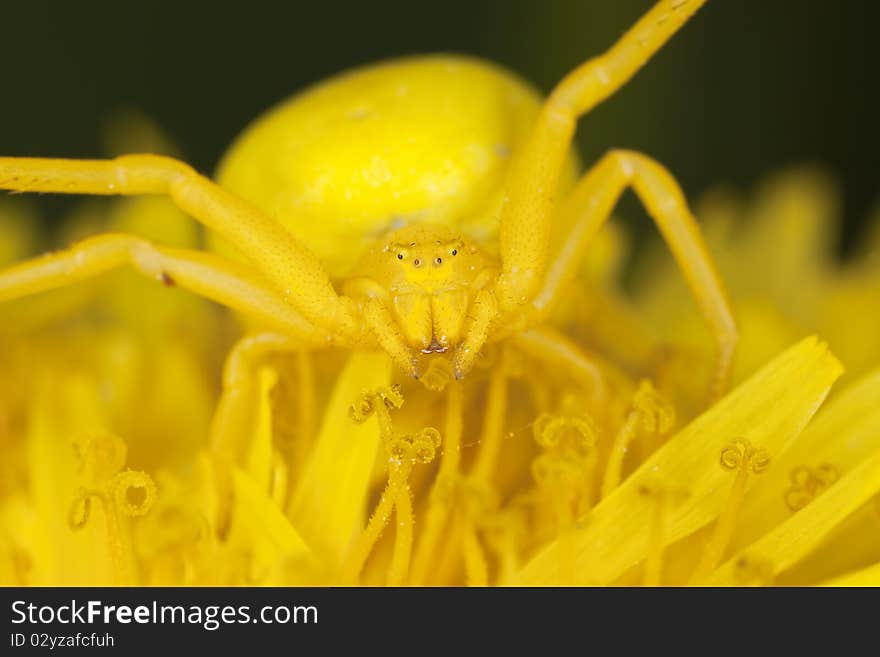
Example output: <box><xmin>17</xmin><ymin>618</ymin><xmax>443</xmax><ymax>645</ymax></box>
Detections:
<box><xmin>1</xmin><ymin>165</ymin><xmax>879</xmax><ymax>587</ymax></box>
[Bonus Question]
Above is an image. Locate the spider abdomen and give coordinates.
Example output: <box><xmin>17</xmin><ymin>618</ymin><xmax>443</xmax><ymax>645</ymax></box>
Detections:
<box><xmin>213</xmin><ymin>55</ymin><xmax>577</xmax><ymax>278</ymax></box>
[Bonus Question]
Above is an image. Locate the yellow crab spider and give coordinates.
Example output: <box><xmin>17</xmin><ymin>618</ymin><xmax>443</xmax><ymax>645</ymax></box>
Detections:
<box><xmin>0</xmin><ymin>0</ymin><xmax>735</xmax><ymax>399</ymax></box>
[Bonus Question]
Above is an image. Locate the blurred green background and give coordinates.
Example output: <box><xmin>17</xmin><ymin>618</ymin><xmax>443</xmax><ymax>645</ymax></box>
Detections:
<box><xmin>1</xmin><ymin>0</ymin><xmax>877</xmax><ymax>252</ymax></box>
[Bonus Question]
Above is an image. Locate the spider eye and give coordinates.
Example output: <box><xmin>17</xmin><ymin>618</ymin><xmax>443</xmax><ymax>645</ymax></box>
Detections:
<box><xmin>413</xmin><ymin>258</ymin><xmax>422</xmax><ymax>267</ymax></box>
<box><xmin>434</xmin><ymin>257</ymin><xmax>442</xmax><ymax>266</ymax></box>
<box><xmin>397</xmin><ymin>253</ymin><xmax>404</xmax><ymax>260</ymax></box>
<box><xmin>451</xmin><ymin>249</ymin><xmax>458</xmax><ymax>256</ymax></box>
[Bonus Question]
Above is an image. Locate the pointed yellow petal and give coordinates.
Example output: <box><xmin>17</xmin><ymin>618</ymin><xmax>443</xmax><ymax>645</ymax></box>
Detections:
<box><xmin>729</xmin><ymin>365</ymin><xmax>880</xmax><ymax>553</ymax></box>
<box><xmin>738</xmin><ymin>167</ymin><xmax>837</xmax><ymax>299</ymax></box>
<box><xmin>819</xmin><ymin>275</ymin><xmax>880</xmax><ymax>381</ymax></box>
<box><xmin>0</xmin><ymin>495</ymin><xmax>33</xmax><ymax>584</ymax></box>
<box><xmin>288</xmin><ymin>351</ymin><xmax>391</xmax><ymax>563</ymax></box>
<box><xmin>244</xmin><ymin>367</ymin><xmax>278</xmax><ymax>492</ymax></box>
<box><xmin>27</xmin><ymin>371</ymin><xmax>115</xmax><ymax>585</ymax></box>
<box><xmin>514</xmin><ymin>337</ymin><xmax>843</xmax><ymax>585</ymax></box>
<box><xmin>779</xmin><ymin>501</ymin><xmax>880</xmax><ymax>584</ymax></box>
<box><xmin>229</xmin><ymin>466</ymin><xmax>309</xmax><ymax>558</ymax></box>
<box><xmin>819</xmin><ymin>560</ymin><xmax>880</xmax><ymax>586</ymax></box>
<box><xmin>126</xmin><ymin>339</ymin><xmax>213</xmax><ymax>468</ymax></box>
<box><xmin>707</xmin><ymin>446</ymin><xmax>880</xmax><ymax>585</ymax></box>
<box><xmin>0</xmin><ymin>199</ymin><xmax>40</xmax><ymax>265</ymax></box>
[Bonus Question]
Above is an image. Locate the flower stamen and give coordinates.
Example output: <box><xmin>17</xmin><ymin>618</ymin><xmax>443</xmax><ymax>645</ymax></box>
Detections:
<box><xmin>601</xmin><ymin>380</ymin><xmax>673</xmax><ymax>499</ymax></box>
<box><xmin>410</xmin><ymin>382</ymin><xmax>463</xmax><ymax>584</ymax></box>
<box><xmin>470</xmin><ymin>365</ymin><xmax>509</xmax><ymax>483</ymax></box>
<box><xmin>427</xmin><ymin>361</ymin><xmax>510</xmax><ymax>586</ymax></box>
<box><xmin>418</xmin><ymin>357</ymin><xmax>454</xmax><ymax>392</ymax></box>
<box><xmin>639</xmin><ymin>480</ymin><xmax>689</xmax><ymax>586</ymax></box>
<box><xmin>387</xmin><ymin>480</ymin><xmax>414</xmax><ymax>586</ymax></box>
<box><xmin>431</xmin><ymin>477</ymin><xmax>495</xmax><ymax>585</ymax></box>
<box><xmin>69</xmin><ymin>432</ymin><xmax>157</xmax><ymax>585</ymax></box>
<box><xmin>463</xmin><ymin>522</ymin><xmax>489</xmax><ymax>586</ymax></box>
<box><xmin>783</xmin><ymin>463</ymin><xmax>839</xmax><ymax>512</ymax></box>
<box><xmin>531</xmin><ymin>412</ymin><xmax>598</xmax><ymax>583</ymax></box>
<box><xmin>341</xmin><ymin>386</ymin><xmax>439</xmax><ymax>584</ymax></box>
<box><xmin>482</xmin><ymin>508</ymin><xmax>527</xmax><ymax>586</ymax></box>
<box><xmin>691</xmin><ymin>438</ymin><xmax>770</xmax><ymax>583</ymax></box>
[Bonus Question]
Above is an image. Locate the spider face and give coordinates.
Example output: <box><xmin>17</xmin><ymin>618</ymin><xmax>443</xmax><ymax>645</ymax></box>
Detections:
<box><xmin>389</xmin><ymin>238</ymin><xmax>460</xmax><ymax>275</ymax></box>
<box><xmin>345</xmin><ymin>224</ymin><xmax>491</xmax><ymax>357</ymax></box>
<box><xmin>388</xmin><ymin>238</ymin><xmax>464</xmax><ymax>285</ymax></box>
<box><xmin>380</xmin><ymin>226</ymin><xmax>479</xmax><ymax>292</ymax></box>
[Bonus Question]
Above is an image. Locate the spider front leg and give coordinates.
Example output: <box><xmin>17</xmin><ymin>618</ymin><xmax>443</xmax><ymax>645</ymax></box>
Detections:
<box><xmin>495</xmin><ymin>0</ymin><xmax>707</xmax><ymax>307</ymax></box>
<box><xmin>492</xmin><ymin>0</ymin><xmax>732</xmax><ymax>395</ymax></box>
<box><xmin>531</xmin><ymin>150</ymin><xmax>737</xmax><ymax>401</ymax></box>
<box><xmin>0</xmin><ymin>232</ymin><xmax>335</xmax><ymax>344</ymax></box>
<box><xmin>211</xmin><ymin>332</ymin><xmax>307</xmax><ymax>462</ymax></box>
<box><xmin>0</xmin><ymin>154</ymin><xmax>360</xmax><ymax>341</ymax></box>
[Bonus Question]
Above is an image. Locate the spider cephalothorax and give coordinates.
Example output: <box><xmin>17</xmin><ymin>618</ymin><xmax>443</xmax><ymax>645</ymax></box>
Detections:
<box><xmin>344</xmin><ymin>224</ymin><xmax>492</xmax><ymax>369</ymax></box>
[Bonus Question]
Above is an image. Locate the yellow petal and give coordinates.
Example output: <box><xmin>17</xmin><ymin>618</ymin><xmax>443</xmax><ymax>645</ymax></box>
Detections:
<box><xmin>26</xmin><ymin>371</ymin><xmax>114</xmax><ymax>585</ymax></box>
<box><xmin>228</xmin><ymin>466</ymin><xmax>309</xmax><ymax>559</ymax></box>
<box><xmin>707</xmin><ymin>446</ymin><xmax>880</xmax><ymax>585</ymax></box>
<box><xmin>729</xmin><ymin>365</ymin><xmax>880</xmax><ymax>553</ymax></box>
<box><xmin>244</xmin><ymin>367</ymin><xmax>278</xmax><ymax>492</ymax></box>
<box><xmin>101</xmin><ymin>109</ymin><xmax>182</xmax><ymax>159</ymax></box>
<box><xmin>736</xmin><ymin>167</ymin><xmax>837</xmax><ymax>302</ymax></box>
<box><xmin>819</xmin><ymin>275</ymin><xmax>880</xmax><ymax>381</ymax></box>
<box><xmin>0</xmin><ymin>495</ymin><xmax>34</xmax><ymax>584</ymax></box>
<box><xmin>514</xmin><ymin>336</ymin><xmax>843</xmax><ymax>585</ymax></box>
<box><xmin>123</xmin><ymin>338</ymin><xmax>214</xmax><ymax>469</ymax></box>
<box><xmin>819</xmin><ymin>560</ymin><xmax>880</xmax><ymax>586</ymax></box>
<box><xmin>777</xmin><ymin>500</ymin><xmax>880</xmax><ymax>584</ymax></box>
<box><xmin>288</xmin><ymin>351</ymin><xmax>391</xmax><ymax>563</ymax></box>
<box><xmin>0</xmin><ymin>199</ymin><xmax>40</xmax><ymax>266</ymax></box>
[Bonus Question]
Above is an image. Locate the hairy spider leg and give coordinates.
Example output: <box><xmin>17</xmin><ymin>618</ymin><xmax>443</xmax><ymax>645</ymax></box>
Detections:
<box><xmin>211</xmin><ymin>332</ymin><xmax>308</xmax><ymax>461</ymax></box>
<box><xmin>513</xmin><ymin>327</ymin><xmax>605</xmax><ymax>398</ymax></box>
<box><xmin>0</xmin><ymin>232</ymin><xmax>336</xmax><ymax>343</ymax></box>
<box><xmin>0</xmin><ymin>155</ymin><xmax>360</xmax><ymax>340</ymax></box>
<box><xmin>496</xmin><ymin>0</ymin><xmax>708</xmax><ymax>309</ymax></box>
<box><xmin>531</xmin><ymin>150</ymin><xmax>737</xmax><ymax>400</ymax></box>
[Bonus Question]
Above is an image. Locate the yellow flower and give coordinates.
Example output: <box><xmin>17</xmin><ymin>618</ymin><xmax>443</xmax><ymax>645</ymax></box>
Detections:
<box><xmin>1</xmin><ymin>165</ymin><xmax>880</xmax><ymax>587</ymax></box>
